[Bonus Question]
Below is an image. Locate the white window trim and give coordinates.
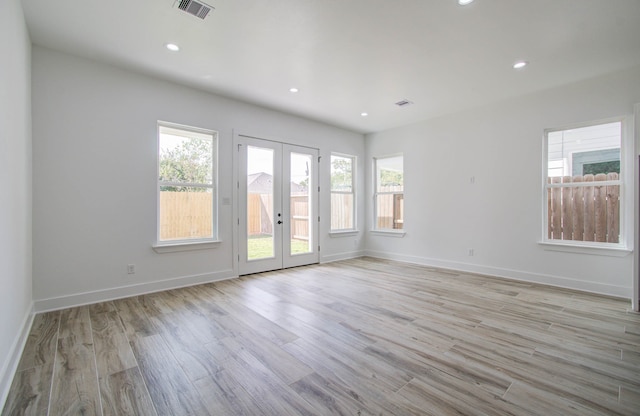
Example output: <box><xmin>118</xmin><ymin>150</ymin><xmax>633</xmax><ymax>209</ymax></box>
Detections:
<box><xmin>152</xmin><ymin>240</ymin><xmax>221</xmax><ymax>253</ymax></box>
<box><xmin>330</xmin><ymin>152</ymin><xmax>357</xmax><ymax>232</ymax></box>
<box><xmin>370</xmin><ymin>229</ymin><xmax>406</xmax><ymax>238</ymax></box>
<box><xmin>372</xmin><ymin>153</ymin><xmax>404</xmax><ymax>233</ymax></box>
<box><xmin>540</xmin><ymin>116</ymin><xmax>633</xmax><ymax>255</ymax></box>
<box><xmin>156</xmin><ymin>121</ymin><xmax>219</xmax><ymax>250</ymax></box>
<box><xmin>329</xmin><ymin>230</ymin><xmax>359</xmax><ymax>237</ymax></box>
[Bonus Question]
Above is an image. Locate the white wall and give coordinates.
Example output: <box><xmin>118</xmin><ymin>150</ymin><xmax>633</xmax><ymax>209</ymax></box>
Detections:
<box><xmin>366</xmin><ymin>66</ymin><xmax>640</xmax><ymax>298</ymax></box>
<box><xmin>32</xmin><ymin>46</ymin><xmax>365</xmax><ymax>310</ymax></box>
<box><xmin>0</xmin><ymin>0</ymin><xmax>33</xmax><ymax>407</ymax></box>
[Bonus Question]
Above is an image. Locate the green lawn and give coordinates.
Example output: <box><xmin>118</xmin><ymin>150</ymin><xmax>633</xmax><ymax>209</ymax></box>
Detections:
<box><xmin>248</xmin><ymin>235</ymin><xmax>310</xmax><ymax>260</ymax></box>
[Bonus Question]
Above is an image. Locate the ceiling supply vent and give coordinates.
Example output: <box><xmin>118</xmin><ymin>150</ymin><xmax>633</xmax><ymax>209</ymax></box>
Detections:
<box><xmin>395</xmin><ymin>99</ymin><xmax>414</xmax><ymax>107</ymax></box>
<box><xmin>175</xmin><ymin>0</ymin><xmax>213</xmax><ymax>19</ymax></box>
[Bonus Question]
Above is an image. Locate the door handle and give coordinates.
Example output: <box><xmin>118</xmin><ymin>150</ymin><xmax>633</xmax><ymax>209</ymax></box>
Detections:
<box><xmin>277</xmin><ymin>220</ymin><xmax>283</xmax><ymax>224</ymax></box>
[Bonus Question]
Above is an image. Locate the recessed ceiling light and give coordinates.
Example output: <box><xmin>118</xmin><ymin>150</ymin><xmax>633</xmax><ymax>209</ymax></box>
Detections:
<box><xmin>165</xmin><ymin>43</ymin><xmax>180</xmax><ymax>52</ymax></box>
<box><xmin>289</xmin><ymin>87</ymin><xmax>299</xmax><ymax>93</ymax></box>
<box><xmin>361</xmin><ymin>112</ymin><xmax>369</xmax><ymax>117</ymax></box>
<box><xmin>513</xmin><ymin>61</ymin><xmax>528</xmax><ymax>69</ymax></box>
<box><xmin>458</xmin><ymin>0</ymin><xmax>474</xmax><ymax>5</ymax></box>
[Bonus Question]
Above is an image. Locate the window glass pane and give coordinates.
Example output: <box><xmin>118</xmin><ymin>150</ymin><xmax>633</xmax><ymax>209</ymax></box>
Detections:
<box><xmin>545</xmin><ymin>121</ymin><xmax>621</xmax><ymax>244</ymax></box>
<box><xmin>547</xmin><ymin>122</ymin><xmax>620</xmax><ymax>178</ymax></box>
<box><xmin>331</xmin><ymin>155</ymin><xmax>353</xmax><ymax>192</ymax></box>
<box><xmin>375</xmin><ymin>154</ymin><xmax>404</xmax><ymax>230</ymax></box>
<box><xmin>331</xmin><ymin>154</ymin><xmax>356</xmax><ymax>231</ymax></box>
<box><xmin>159</xmin><ymin>128</ymin><xmax>213</xmax><ymax>184</ymax></box>
<box><xmin>376</xmin><ymin>155</ymin><xmax>404</xmax><ymax>192</ymax></box>
<box><xmin>247</xmin><ymin>146</ymin><xmax>274</xmax><ymax>260</ymax></box>
<box><xmin>290</xmin><ymin>153</ymin><xmax>312</xmax><ymax>255</ymax></box>
<box><xmin>159</xmin><ymin>187</ymin><xmax>213</xmax><ymax>240</ymax></box>
<box><xmin>331</xmin><ymin>193</ymin><xmax>354</xmax><ymax>230</ymax></box>
<box><xmin>376</xmin><ymin>194</ymin><xmax>403</xmax><ymax>230</ymax></box>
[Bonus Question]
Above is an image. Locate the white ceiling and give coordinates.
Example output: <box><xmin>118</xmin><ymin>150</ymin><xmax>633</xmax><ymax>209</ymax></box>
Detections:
<box><xmin>21</xmin><ymin>0</ymin><xmax>640</xmax><ymax>134</ymax></box>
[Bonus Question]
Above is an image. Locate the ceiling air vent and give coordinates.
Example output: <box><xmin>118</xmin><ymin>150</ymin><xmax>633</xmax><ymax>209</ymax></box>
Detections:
<box><xmin>395</xmin><ymin>99</ymin><xmax>414</xmax><ymax>107</ymax></box>
<box><xmin>175</xmin><ymin>0</ymin><xmax>213</xmax><ymax>19</ymax></box>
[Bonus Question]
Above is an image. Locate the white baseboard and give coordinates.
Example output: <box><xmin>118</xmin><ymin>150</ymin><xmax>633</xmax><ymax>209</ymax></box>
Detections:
<box><xmin>364</xmin><ymin>250</ymin><xmax>630</xmax><ymax>299</ymax></box>
<box><xmin>0</xmin><ymin>302</ymin><xmax>34</xmax><ymax>412</ymax></box>
<box><xmin>321</xmin><ymin>250</ymin><xmax>365</xmax><ymax>264</ymax></box>
<box><xmin>34</xmin><ymin>269</ymin><xmax>237</xmax><ymax>312</ymax></box>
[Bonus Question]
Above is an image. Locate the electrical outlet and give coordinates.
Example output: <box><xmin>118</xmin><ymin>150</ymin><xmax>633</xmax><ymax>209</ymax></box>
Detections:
<box><xmin>468</xmin><ymin>249</ymin><xmax>474</xmax><ymax>256</ymax></box>
<box><xmin>127</xmin><ymin>264</ymin><xmax>135</xmax><ymax>274</ymax></box>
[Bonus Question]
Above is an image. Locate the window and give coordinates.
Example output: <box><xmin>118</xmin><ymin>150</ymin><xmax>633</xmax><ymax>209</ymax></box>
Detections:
<box><xmin>544</xmin><ymin>120</ymin><xmax>623</xmax><ymax>246</ymax></box>
<box><xmin>330</xmin><ymin>154</ymin><xmax>356</xmax><ymax>231</ymax></box>
<box><xmin>157</xmin><ymin>122</ymin><xmax>217</xmax><ymax>243</ymax></box>
<box><xmin>374</xmin><ymin>154</ymin><xmax>404</xmax><ymax>230</ymax></box>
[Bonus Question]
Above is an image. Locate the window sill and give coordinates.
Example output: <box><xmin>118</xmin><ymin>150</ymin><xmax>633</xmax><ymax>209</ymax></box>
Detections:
<box><xmin>152</xmin><ymin>240</ymin><xmax>221</xmax><ymax>253</ymax></box>
<box><xmin>329</xmin><ymin>230</ymin><xmax>359</xmax><ymax>238</ymax></box>
<box><xmin>370</xmin><ymin>229</ymin><xmax>406</xmax><ymax>238</ymax></box>
<box><xmin>538</xmin><ymin>241</ymin><xmax>631</xmax><ymax>257</ymax></box>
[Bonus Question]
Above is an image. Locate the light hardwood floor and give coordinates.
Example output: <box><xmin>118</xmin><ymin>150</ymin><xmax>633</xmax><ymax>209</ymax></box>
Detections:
<box><xmin>3</xmin><ymin>257</ymin><xmax>640</xmax><ymax>415</ymax></box>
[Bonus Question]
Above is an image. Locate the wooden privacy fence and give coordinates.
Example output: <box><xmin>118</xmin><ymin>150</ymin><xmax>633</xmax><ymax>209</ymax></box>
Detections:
<box><xmin>161</xmin><ymin>191</ymin><xmax>397</xmax><ymax>240</ymax></box>
<box><xmin>247</xmin><ymin>194</ymin><xmax>310</xmax><ymax>240</ymax></box>
<box><xmin>248</xmin><ymin>193</ymin><xmax>273</xmax><ymax>235</ymax></box>
<box><xmin>376</xmin><ymin>185</ymin><xmax>404</xmax><ymax>230</ymax></box>
<box><xmin>290</xmin><ymin>195</ymin><xmax>309</xmax><ymax>240</ymax></box>
<box><xmin>331</xmin><ymin>193</ymin><xmax>354</xmax><ymax>230</ymax></box>
<box><xmin>160</xmin><ymin>191</ymin><xmax>212</xmax><ymax>240</ymax></box>
<box><xmin>547</xmin><ymin>173</ymin><xmax>619</xmax><ymax>243</ymax></box>
<box><xmin>377</xmin><ymin>194</ymin><xmax>404</xmax><ymax>229</ymax></box>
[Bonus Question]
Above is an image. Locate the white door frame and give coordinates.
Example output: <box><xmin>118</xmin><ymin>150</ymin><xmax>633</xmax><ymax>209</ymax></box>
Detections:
<box><xmin>633</xmin><ymin>103</ymin><xmax>639</xmax><ymax>312</ymax></box>
<box><xmin>233</xmin><ymin>132</ymin><xmax>319</xmax><ymax>276</ymax></box>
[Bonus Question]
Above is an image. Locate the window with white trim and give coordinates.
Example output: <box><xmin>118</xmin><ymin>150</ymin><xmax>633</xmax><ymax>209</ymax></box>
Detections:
<box><xmin>157</xmin><ymin>122</ymin><xmax>218</xmax><ymax>243</ymax></box>
<box><xmin>544</xmin><ymin>120</ymin><xmax>623</xmax><ymax>246</ymax></box>
<box><xmin>330</xmin><ymin>154</ymin><xmax>356</xmax><ymax>231</ymax></box>
<box><xmin>374</xmin><ymin>154</ymin><xmax>404</xmax><ymax>230</ymax></box>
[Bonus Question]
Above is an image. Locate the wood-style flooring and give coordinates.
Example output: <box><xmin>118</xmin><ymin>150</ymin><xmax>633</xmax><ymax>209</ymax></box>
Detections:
<box><xmin>3</xmin><ymin>257</ymin><xmax>640</xmax><ymax>415</ymax></box>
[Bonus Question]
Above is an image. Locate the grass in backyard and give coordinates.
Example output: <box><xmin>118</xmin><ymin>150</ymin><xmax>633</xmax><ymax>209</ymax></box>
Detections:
<box><xmin>248</xmin><ymin>235</ymin><xmax>310</xmax><ymax>260</ymax></box>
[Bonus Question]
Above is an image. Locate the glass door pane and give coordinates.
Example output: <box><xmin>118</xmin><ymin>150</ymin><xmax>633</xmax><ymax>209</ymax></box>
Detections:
<box><xmin>247</xmin><ymin>145</ymin><xmax>275</xmax><ymax>260</ymax></box>
<box><xmin>282</xmin><ymin>144</ymin><xmax>318</xmax><ymax>269</ymax></box>
<box><xmin>289</xmin><ymin>152</ymin><xmax>312</xmax><ymax>255</ymax></box>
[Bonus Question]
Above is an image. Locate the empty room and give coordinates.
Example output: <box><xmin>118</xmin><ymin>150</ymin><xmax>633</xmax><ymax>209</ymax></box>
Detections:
<box><xmin>2</xmin><ymin>0</ymin><xmax>640</xmax><ymax>414</ymax></box>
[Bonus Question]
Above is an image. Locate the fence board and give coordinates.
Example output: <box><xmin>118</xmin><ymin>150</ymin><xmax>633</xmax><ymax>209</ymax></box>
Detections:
<box><xmin>561</xmin><ymin>176</ymin><xmax>573</xmax><ymax>240</ymax></box>
<box><xmin>583</xmin><ymin>174</ymin><xmax>595</xmax><ymax>241</ymax></box>
<box><xmin>607</xmin><ymin>172</ymin><xmax>619</xmax><ymax>243</ymax></box>
<box><xmin>547</xmin><ymin>178</ymin><xmax>552</xmax><ymax>239</ymax></box>
<box><xmin>551</xmin><ymin>177</ymin><xmax>562</xmax><ymax>239</ymax></box>
<box><xmin>594</xmin><ymin>173</ymin><xmax>607</xmax><ymax>242</ymax></box>
<box><xmin>571</xmin><ymin>176</ymin><xmax>584</xmax><ymax>241</ymax></box>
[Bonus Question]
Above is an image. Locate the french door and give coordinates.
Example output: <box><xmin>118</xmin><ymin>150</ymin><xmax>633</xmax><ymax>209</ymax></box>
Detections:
<box><xmin>236</xmin><ymin>135</ymin><xmax>319</xmax><ymax>275</ymax></box>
